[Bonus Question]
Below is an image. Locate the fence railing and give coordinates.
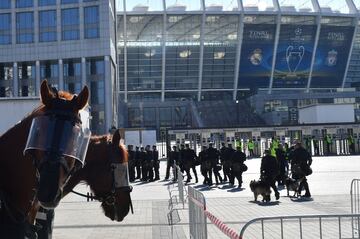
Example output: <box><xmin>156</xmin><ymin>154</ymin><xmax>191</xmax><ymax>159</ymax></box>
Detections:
<box><xmin>351</xmin><ymin>179</ymin><xmax>360</xmax><ymax>236</ymax></box>
<box><xmin>239</xmin><ymin>214</ymin><xmax>360</xmax><ymax>239</ymax></box>
<box><xmin>189</xmin><ymin>186</ymin><xmax>208</xmax><ymax>239</ymax></box>
<box><xmin>177</xmin><ymin>165</ymin><xmax>185</xmax><ymax>208</ymax></box>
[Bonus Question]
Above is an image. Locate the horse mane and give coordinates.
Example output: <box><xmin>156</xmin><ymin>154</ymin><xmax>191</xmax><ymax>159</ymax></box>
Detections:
<box><xmin>90</xmin><ymin>135</ymin><xmax>128</xmax><ymax>163</ymax></box>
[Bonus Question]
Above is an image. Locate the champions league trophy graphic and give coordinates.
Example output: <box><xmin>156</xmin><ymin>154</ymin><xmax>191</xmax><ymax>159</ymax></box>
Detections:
<box><xmin>285</xmin><ymin>45</ymin><xmax>305</xmax><ymax>76</ymax></box>
<box><xmin>285</xmin><ymin>27</ymin><xmax>305</xmax><ymax>77</ymax></box>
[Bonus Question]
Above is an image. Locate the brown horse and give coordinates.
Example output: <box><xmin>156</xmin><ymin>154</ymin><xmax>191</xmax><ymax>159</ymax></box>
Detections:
<box><xmin>26</xmin><ymin>130</ymin><xmax>133</xmax><ymax>238</ymax></box>
<box><xmin>24</xmin><ymin>80</ymin><xmax>89</xmax><ymax>209</ymax></box>
<box><xmin>0</xmin><ymin>80</ymin><xmax>88</xmax><ymax>237</ymax></box>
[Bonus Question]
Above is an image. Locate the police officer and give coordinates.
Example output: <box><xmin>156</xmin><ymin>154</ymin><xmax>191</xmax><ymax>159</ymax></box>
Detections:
<box><xmin>127</xmin><ymin>145</ymin><xmax>136</xmax><ymax>182</ymax></box>
<box><xmin>260</xmin><ymin>149</ymin><xmax>280</xmax><ymax>200</ymax></box>
<box><xmin>290</xmin><ymin>141</ymin><xmax>312</xmax><ymax>198</ymax></box>
<box><xmin>165</xmin><ymin>146</ymin><xmax>175</xmax><ymax>180</ymax></box>
<box><xmin>312</xmin><ymin>136</ymin><xmax>319</xmax><ymax>156</ymax></box>
<box><xmin>220</xmin><ymin>142</ymin><xmax>228</xmax><ymax>182</ymax></box>
<box><xmin>145</xmin><ymin>145</ymin><xmax>154</xmax><ymax>182</ymax></box>
<box><xmin>248</xmin><ymin>139</ymin><xmax>255</xmax><ymax>158</ymax></box>
<box><xmin>207</xmin><ymin>143</ymin><xmax>222</xmax><ymax>185</ymax></box>
<box><xmin>134</xmin><ymin>146</ymin><xmax>141</xmax><ymax>179</ymax></box>
<box><xmin>179</xmin><ymin>144</ymin><xmax>185</xmax><ymax>173</ymax></box>
<box><xmin>152</xmin><ymin>145</ymin><xmax>160</xmax><ymax>181</ymax></box>
<box><xmin>275</xmin><ymin>144</ymin><xmax>287</xmax><ymax>186</ymax></box>
<box><xmin>140</xmin><ymin>147</ymin><xmax>147</xmax><ymax>181</ymax></box>
<box><xmin>230</xmin><ymin>146</ymin><xmax>246</xmax><ymax>188</ymax></box>
<box><xmin>223</xmin><ymin>144</ymin><xmax>235</xmax><ymax>184</ymax></box>
<box><xmin>348</xmin><ymin>134</ymin><xmax>355</xmax><ymax>155</ymax></box>
<box><xmin>325</xmin><ymin>134</ymin><xmax>333</xmax><ymax>155</ymax></box>
<box><xmin>199</xmin><ymin>146</ymin><xmax>211</xmax><ymax>185</ymax></box>
<box><xmin>183</xmin><ymin>144</ymin><xmax>198</xmax><ymax>183</ymax></box>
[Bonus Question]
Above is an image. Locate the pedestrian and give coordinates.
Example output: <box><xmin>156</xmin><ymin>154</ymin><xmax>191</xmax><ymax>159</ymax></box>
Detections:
<box><xmin>220</xmin><ymin>142</ymin><xmax>228</xmax><ymax>182</ymax></box>
<box><xmin>290</xmin><ymin>141</ymin><xmax>312</xmax><ymax>198</ymax></box>
<box><xmin>230</xmin><ymin>146</ymin><xmax>246</xmax><ymax>188</ymax></box>
<box><xmin>152</xmin><ymin>145</ymin><xmax>160</xmax><ymax>181</ymax></box>
<box><xmin>127</xmin><ymin>145</ymin><xmax>135</xmax><ymax>182</ymax></box>
<box><xmin>199</xmin><ymin>146</ymin><xmax>211</xmax><ymax>185</ymax></box>
<box><xmin>260</xmin><ymin>149</ymin><xmax>280</xmax><ymax>200</ymax></box>
<box><xmin>140</xmin><ymin>147</ymin><xmax>147</xmax><ymax>181</ymax></box>
<box><xmin>223</xmin><ymin>144</ymin><xmax>234</xmax><ymax>184</ymax></box>
<box><xmin>275</xmin><ymin>144</ymin><xmax>287</xmax><ymax>186</ymax></box>
<box><xmin>183</xmin><ymin>144</ymin><xmax>198</xmax><ymax>183</ymax></box>
<box><xmin>206</xmin><ymin>143</ymin><xmax>222</xmax><ymax>185</ymax></box>
<box><xmin>145</xmin><ymin>145</ymin><xmax>154</xmax><ymax>182</ymax></box>
<box><xmin>248</xmin><ymin>139</ymin><xmax>255</xmax><ymax>158</ymax></box>
<box><xmin>134</xmin><ymin>146</ymin><xmax>141</xmax><ymax>179</ymax></box>
<box><xmin>312</xmin><ymin>136</ymin><xmax>319</xmax><ymax>156</ymax></box>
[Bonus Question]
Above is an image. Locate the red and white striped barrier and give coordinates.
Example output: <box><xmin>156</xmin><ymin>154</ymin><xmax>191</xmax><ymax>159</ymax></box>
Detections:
<box><xmin>189</xmin><ymin>195</ymin><xmax>241</xmax><ymax>239</ymax></box>
<box><xmin>204</xmin><ymin>210</ymin><xmax>241</xmax><ymax>239</ymax></box>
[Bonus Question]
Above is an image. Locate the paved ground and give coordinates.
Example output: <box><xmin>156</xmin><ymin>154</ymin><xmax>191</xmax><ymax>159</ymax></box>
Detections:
<box><xmin>53</xmin><ymin>155</ymin><xmax>360</xmax><ymax>238</ymax></box>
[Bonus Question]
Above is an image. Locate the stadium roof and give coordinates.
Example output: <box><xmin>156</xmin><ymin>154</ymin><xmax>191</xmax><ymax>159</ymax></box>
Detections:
<box><xmin>116</xmin><ymin>0</ymin><xmax>358</xmax><ymax>15</ymax></box>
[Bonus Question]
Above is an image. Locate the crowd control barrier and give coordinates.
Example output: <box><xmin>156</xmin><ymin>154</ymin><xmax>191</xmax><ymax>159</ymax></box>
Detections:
<box><xmin>188</xmin><ymin>186</ymin><xmax>241</xmax><ymax>239</ymax></box>
<box><xmin>239</xmin><ymin>214</ymin><xmax>360</xmax><ymax>239</ymax></box>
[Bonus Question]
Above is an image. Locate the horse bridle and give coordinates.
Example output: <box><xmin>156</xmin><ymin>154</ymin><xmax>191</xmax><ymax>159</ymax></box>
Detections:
<box><xmin>71</xmin><ymin>146</ymin><xmax>134</xmax><ymax>214</ymax></box>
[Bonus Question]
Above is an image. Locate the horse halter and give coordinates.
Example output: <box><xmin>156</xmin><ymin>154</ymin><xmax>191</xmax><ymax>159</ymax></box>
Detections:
<box><xmin>71</xmin><ymin>162</ymin><xmax>134</xmax><ymax>214</ymax></box>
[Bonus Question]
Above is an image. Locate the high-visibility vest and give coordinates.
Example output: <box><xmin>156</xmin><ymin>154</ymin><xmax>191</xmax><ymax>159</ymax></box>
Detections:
<box><xmin>248</xmin><ymin>141</ymin><xmax>254</xmax><ymax>150</ymax></box>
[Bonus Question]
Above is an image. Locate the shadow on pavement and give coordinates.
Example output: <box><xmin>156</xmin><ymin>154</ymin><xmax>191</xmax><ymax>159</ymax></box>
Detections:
<box><xmin>249</xmin><ymin>200</ymin><xmax>281</xmax><ymax>206</ymax></box>
<box><xmin>290</xmin><ymin>197</ymin><xmax>314</xmax><ymax>202</ymax></box>
<box><xmin>227</xmin><ymin>187</ymin><xmax>244</xmax><ymax>192</ymax></box>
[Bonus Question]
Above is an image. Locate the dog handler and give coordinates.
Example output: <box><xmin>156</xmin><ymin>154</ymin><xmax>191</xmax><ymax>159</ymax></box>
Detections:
<box><xmin>290</xmin><ymin>141</ymin><xmax>312</xmax><ymax>198</ymax></box>
<box><xmin>260</xmin><ymin>149</ymin><xmax>280</xmax><ymax>200</ymax></box>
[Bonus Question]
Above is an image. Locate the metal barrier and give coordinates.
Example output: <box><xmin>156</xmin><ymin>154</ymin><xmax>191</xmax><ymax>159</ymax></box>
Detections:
<box><xmin>188</xmin><ymin>186</ymin><xmax>208</xmax><ymax>239</ymax></box>
<box><xmin>177</xmin><ymin>165</ymin><xmax>185</xmax><ymax>208</ymax></box>
<box><xmin>239</xmin><ymin>214</ymin><xmax>360</xmax><ymax>239</ymax></box>
<box><xmin>351</xmin><ymin>179</ymin><xmax>360</xmax><ymax>235</ymax></box>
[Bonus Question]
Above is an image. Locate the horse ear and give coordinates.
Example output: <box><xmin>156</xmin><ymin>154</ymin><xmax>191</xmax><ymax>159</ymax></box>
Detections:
<box><xmin>75</xmin><ymin>86</ymin><xmax>89</xmax><ymax>110</ymax></box>
<box><xmin>112</xmin><ymin>129</ymin><xmax>121</xmax><ymax>148</ymax></box>
<box><xmin>40</xmin><ymin>80</ymin><xmax>54</xmax><ymax>106</ymax></box>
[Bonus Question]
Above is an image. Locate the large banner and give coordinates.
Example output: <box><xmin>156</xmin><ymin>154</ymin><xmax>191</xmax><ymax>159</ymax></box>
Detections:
<box><xmin>273</xmin><ymin>24</ymin><xmax>317</xmax><ymax>88</ymax></box>
<box><xmin>238</xmin><ymin>24</ymin><xmax>276</xmax><ymax>89</ymax></box>
<box><xmin>311</xmin><ymin>25</ymin><xmax>355</xmax><ymax>88</ymax></box>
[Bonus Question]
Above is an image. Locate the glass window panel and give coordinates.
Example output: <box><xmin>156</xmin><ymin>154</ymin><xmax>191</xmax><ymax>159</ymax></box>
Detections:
<box><xmin>39</xmin><ymin>10</ymin><xmax>57</xmax><ymax>42</ymax></box>
<box><xmin>128</xmin><ymin>108</ymin><xmax>141</xmax><ymax>127</ymax></box>
<box><xmin>84</xmin><ymin>6</ymin><xmax>99</xmax><ymax>39</ymax></box>
<box><xmin>40</xmin><ymin>61</ymin><xmax>59</xmax><ymax>88</ymax></box>
<box><xmin>0</xmin><ymin>0</ymin><xmax>11</xmax><ymax>9</ymax></box>
<box><xmin>62</xmin><ymin>8</ymin><xmax>79</xmax><ymax>40</ymax></box>
<box><xmin>18</xmin><ymin>62</ymin><xmax>36</xmax><ymax>97</ymax></box>
<box><xmin>62</xmin><ymin>0</ymin><xmax>78</xmax><ymax>4</ymax></box>
<box><xmin>0</xmin><ymin>14</ymin><xmax>11</xmax><ymax>45</ymax></box>
<box><xmin>159</xmin><ymin>107</ymin><xmax>172</xmax><ymax>126</ymax></box>
<box><xmin>39</xmin><ymin>0</ymin><xmax>56</xmax><ymax>6</ymax></box>
<box><xmin>16</xmin><ymin>0</ymin><xmax>33</xmax><ymax>8</ymax></box>
<box><xmin>143</xmin><ymin>107</ymin><xmax>156</xmax><ymax>127</ymax></box>
<box><xmin>0</xmin><ymin>63</ymin><xmax>13</xmax><ymax>97</ymax></box>
<box><xmin>16</xmin><ymin>12</ymin><xmax>34</xmax><ymax>44</ymax></box>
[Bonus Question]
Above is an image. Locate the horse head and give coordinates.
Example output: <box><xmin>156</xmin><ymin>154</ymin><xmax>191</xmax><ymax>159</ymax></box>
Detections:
<box><xmin>24</xmin><ymin>80</ymin><xmax>89</xmax><ymax>209</ymax></box>
<box><xmin>89</xmin><ymin>130</ymin><xmax>132</xmax><ymax>221</ymax></box>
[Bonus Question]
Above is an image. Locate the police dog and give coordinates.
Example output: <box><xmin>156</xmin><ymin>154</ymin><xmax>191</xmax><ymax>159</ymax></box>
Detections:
<box><xmin>284</xmin><ymin>177</ymin><xmax>304</xmax><ymax>197</ymax></box>
<box><xmin>249</xmin><ymin>180</ymin><xmax>271</xmax><ymax>202</ymax></box>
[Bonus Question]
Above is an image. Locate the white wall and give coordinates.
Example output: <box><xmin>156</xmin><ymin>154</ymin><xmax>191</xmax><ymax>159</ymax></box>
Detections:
<box><xmin>0</xmin><ymin>98</ymin><xmax>40</xmax><ymax>135</ymax></box>
<box><xmin>299</xmin><ymin>104</ymin><xmax>355</xmax><ymax>124</ymax></box>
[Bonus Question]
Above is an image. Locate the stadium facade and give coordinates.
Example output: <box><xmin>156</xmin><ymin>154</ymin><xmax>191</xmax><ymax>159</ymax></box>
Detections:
<box><xmin>0</xmin><ymin>0</ymin><xmax>360</xmax><ymax>136</ymax></box>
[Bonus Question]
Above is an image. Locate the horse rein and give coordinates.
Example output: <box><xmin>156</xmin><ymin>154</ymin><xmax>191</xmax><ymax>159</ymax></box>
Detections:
<box><xmin>71</xmin><ymin>159</ymin><xmax>134</xmax><ymax>214</ymax></box>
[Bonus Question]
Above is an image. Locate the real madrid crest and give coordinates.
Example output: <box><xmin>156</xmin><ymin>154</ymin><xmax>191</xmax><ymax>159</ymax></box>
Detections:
<box><xmin>249</xmin><ymin>48</ymin><xmax>263</xmax><ymax>66</ymax></box>
<box><xmin>326</xmin><ymin>49</ymin><xmax>337</xmax><ymax>66</ymax></box>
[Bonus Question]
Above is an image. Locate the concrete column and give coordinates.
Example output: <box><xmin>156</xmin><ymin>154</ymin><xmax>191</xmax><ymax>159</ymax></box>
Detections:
<box><xmin>268</xmin><ymin>14</ymin><xmax>281</xmax><ymax>93</ymax></box>
<box><xmin>197</xmin><ymin>8</ymin><xmax>206</xmax><ymax>101</ymax></box>
<box><xmin>35</xmin><ymin>61</ymin><xmax>40</xmax><ymax>95</ymax></box>
<box><xmin>81</xmin><ymin>57</ymin><xmax>87</xmax><ymax>88</ymax></box>
<box><xmin>59</xmin><ymin>59</ymin><xmax>64</xmax><ymax>90</ymax></box>
<box><xmin>57</xmin><ymin>7</ymin><xmax>61</xmax><ymax>41</ymax></box>
<box><xmin>232</xmin><ymin>13</ymin><xmax>244</xmax><ymax>101</ymax></box>
<box><xmin>11</xmin><ymin>8</ymin><xmax>16</xmax><ymax>45</ymax></box>
<box><xmin>13</xmin><ymin>62</ymin><xmax>18</xmax><ymax>97</ymax></box>
<box><xmin>79</xmin><ymin>6</ymin><xmax>84</xmax><ymax>40</ymax></box>
<box><xmin>104</xmin><ymin>56</ymin><xmax>112</xmax><ymax>132</ymax></box>
<box><xmin>34</xmin><ymin>9</ymin><xmax>39</xmax><ymax>43</ymax></box>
